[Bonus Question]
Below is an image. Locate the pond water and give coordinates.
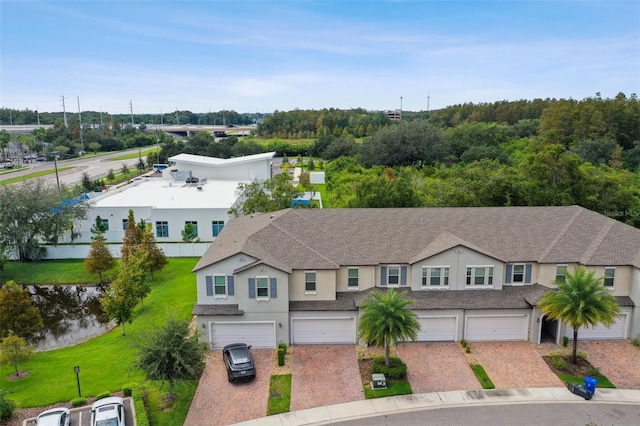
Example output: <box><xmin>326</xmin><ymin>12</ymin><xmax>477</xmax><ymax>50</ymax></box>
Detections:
<box><xmin>29</xmin><ymin>285</ymin><xmax>114</xmax><ymax>352</ymax></box>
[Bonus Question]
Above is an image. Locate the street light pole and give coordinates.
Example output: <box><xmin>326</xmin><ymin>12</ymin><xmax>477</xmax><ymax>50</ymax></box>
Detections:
<box><xmin>53</xmin><ymin>151</ymin><xmax>60</xmax><ymax>190</ymax></box>
<box><xmin>74</xmin><ymin>366</ymin><xmax>81</xmax><ymax>397</ymax></box>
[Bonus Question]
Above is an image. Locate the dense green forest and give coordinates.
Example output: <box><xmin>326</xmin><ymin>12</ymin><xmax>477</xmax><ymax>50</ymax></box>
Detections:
<box><xmin>2</xmin><ymin>93</ymin><xmax>639</xmax><ymax>226</ymax></box>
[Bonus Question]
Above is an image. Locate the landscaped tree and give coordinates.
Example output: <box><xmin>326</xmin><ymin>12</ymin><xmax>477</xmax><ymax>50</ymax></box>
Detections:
<box><xmin>119</xmin><ymin>252</ymin><xmax>151</xmax><ymax>309</ymax></box>
<box><xmin>181</xmin><ymin>223</ymin><xmax>198</xmax><ymax>242</ymax></box>
<box><xmin>81</xmin><ymin>172</ymin><xmax>93</xmax><ymax>192</ymax></box>
<box><xmin>140</xmin><ymin>230</ymin><xmax>168</xmax><ymax>279</ymax></box>
<box><xmin>228</xmin><ymin>173</ymin><xmax>304</xmax><ymax>217</ymax></box>
<box><xmin>100</xmin><ymin>276</ymin><xmax>138</xmax><ymax>336</ymax></box>
<box><xmin>538</xmin><ymin>266</ymin><xmax>621</xmax><ymax>364</ymax></box>
<box><xmin>357</xmin><ymin>288</ymin><xmax>420</xmax><ymax>367</ymax></box>
<box><xmin>0</xmin><ymin>281</ymin><xmax>43</xmax><ymax>340</ymax></box>
<box><xmin>0</xmin><ymin>180</ymin><xmax>87</xmax><ymax>261</ymax></box>
<box><xmin>0</xmin><ymin>331</ymin><xmax>34</xmax><ymax>377</ymax></box>
<box><xmin>135</xmin><ymin>315</ymin><xmax>208</xmax><ymax>399</ymax></box>
<box><xmin>88</xmin><ymin>141</ymin><xmax>101</xmax><ymax>155</ymax></box>
<box><xmin>84</xmin><ymin>232</ymin><xmax>116</xmax><ymax>284</ymax></box>
<box><xmin>120</xmin><ymin>209</ymin><xmax>143</xmax><ymax>262</ymax></box>
<box><xmin>90</xmin><ymin>215</ymin><xmax>109</xmax><ymax>237</ymax></box>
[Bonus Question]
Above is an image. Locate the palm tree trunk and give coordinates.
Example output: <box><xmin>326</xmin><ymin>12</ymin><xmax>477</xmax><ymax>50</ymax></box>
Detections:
<box><xmin>384</xmin><ymin>336</ymin><xmax>390</xmax><ymax>367</ymax></box>
<box><xmin>122</xmin><ymin>322</ymin><xmax>126</xmax><ymax>336</ymax></box>
<box><xmin>572</xmin><ymin>327</ymin><xmax>578</xmax><ymax>364</ymax></box>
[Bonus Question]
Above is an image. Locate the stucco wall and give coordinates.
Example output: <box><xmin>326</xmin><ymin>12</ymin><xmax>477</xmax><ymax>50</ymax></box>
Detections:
<box><xmin>289</xmin><ymin>269</ymin><xmax>336</xmax><ymax>301</ymax></box>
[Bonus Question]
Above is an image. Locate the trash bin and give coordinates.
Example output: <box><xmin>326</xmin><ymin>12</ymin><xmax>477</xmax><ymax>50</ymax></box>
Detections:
<box><xmin>584</xmin><ymin>376</ymin><xmax>598</xmax><ymax>394</ymax></box>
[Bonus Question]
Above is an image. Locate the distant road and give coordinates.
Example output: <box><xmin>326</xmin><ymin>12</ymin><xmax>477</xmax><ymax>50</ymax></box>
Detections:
<box><xmin>0</xmin><ymin>148</ymin><xmax>144</xmax><ymax>187</ymax></box>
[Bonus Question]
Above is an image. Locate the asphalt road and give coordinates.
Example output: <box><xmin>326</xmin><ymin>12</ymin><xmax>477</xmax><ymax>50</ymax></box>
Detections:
<box><xmin>0</xmin><ymin>148</ymin><xmax>145</xmax><ymax>187</ymax></box>
<box><xmin>328</xmin><ymin>402</ymin><xmax>640</xmax><ymax>426</ymax></box>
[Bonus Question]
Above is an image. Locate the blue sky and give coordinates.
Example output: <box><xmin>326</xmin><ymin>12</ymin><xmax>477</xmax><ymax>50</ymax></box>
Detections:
<box><xmin>1</xmin><ymin>1</ymin><xmax>639</xmax><ymax>114</ymax></box>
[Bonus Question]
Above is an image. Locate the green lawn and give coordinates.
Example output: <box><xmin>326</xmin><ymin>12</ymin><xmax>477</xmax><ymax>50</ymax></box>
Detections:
<box><xmin>470</xmin><ymin>364</ymin><xmax>495</xmax><ymax>389</ymax></box>
<box><xmin>0</xmin><ymin>258</ymin><xmax>199</xmax><ymax>411</ymax></box>
<box><xmin>267</xmin><ymin>374</ymin><xmax>292</xmax><ymax>415</ymax></box>
<box><xmin>560</xmin><ymin>374</ymin><xmax>616</xmax><ymax>389</ymax></box>
<box><xmin>106</xmin><ymin>149</ymin><xmax>157</xmax><ymax>161</ymax></box>
<box><xmin>0</xmin><ymin>167</ymin><xmax>74</xmax><ymax>186</ymax></box>
<box><xmin>363</xmin><ymin>381</ymin><xmax>412</xmax><ymax>399</ymax></box>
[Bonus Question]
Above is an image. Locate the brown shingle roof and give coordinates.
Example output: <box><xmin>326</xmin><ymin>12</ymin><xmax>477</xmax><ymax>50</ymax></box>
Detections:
<box><xmin>194</xmin><ymin>206</ymin><xmax>640</xmax><ymax>272</ymax></box>
<box><xmin>192</xmin><ymin>303</ymin><xmax>244</xmax><ymax>315</ymax></box>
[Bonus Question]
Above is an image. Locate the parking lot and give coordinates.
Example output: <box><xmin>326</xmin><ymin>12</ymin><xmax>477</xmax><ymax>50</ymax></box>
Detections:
<box><xmin>23</xmin><ymin>397</ymin><xmax>134</xmax><ymax>426</ymax></box>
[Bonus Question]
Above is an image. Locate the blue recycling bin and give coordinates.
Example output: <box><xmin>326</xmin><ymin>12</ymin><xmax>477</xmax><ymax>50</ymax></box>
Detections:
<box><xmin>584</xmin><ymin>376</ymin><xmax>598</xmax><ymax>394</ymax></box>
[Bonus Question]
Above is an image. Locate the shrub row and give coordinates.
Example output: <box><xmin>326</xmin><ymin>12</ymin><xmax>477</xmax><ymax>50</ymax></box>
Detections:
<box><xmin>277</xmin><ymin>343</ymin><xmax>288</xmax><ymax>366</ymax></box>
<box><xmin>371</xmin><ymin>357</ymin><xmax>407</xmax><ymax>380</ymax></box>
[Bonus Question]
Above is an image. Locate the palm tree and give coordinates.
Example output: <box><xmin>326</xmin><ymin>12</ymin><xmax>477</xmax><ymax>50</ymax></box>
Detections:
<box><xmin>538</xmin><ymin>266</ymin><xmax>621</xmax><ymax>364</ymax></box>
<box><xmin>357</xmin><ymin>288</ymin><xmax>420</xmax><ymax>367</ymax></box>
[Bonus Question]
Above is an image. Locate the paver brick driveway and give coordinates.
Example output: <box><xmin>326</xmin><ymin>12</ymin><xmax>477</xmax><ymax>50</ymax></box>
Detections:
<box><xmin>397</xmin><ymin>342</ymin><xmax>481</xmax><ymax>393</ymax></box>
<box><xmin>579</xmin><ymin>340</ymin><xmax>640</xmax><ymax>389</ymax></box>
<box><xmin>290</xmin><ymin>345</ymin><xmax>364</xmax><ymax>411</ymax></box>
<box><xmin>472</xmin><ymin>341</ymin><xmax>563</xmax><ymax>389</ymax></box>
<box><xmin>184</xmin><ymin>348</ymin><xmax>273</xmax><ymax>426</ymax></box>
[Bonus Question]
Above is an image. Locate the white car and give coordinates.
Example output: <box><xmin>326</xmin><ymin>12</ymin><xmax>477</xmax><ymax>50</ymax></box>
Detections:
<box><xmin>90</xmin><ymin>397</ymin><xmax>126</xmax><ymax>426</ymax></box>
<box><xmin>36</xmin><ymin>407</ymin><xmax>70</xmax><ymax>426</ymax></box>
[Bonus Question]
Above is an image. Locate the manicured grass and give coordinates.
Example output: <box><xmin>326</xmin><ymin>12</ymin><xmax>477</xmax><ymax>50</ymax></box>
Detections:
<box><xmin>363</xmin><ymin>381</ymin><xmax>412</xmax><ymax>399</ymax></box>
<box><xmin>146</xmin><ymin>380</ymin><xmax>199</xmax><ymax>425</ymax></box>
<box><xmin>0</xmin><ymin>167</ymin><xmax>74</xmax><ymax>186</ymax></box>
<box><xmin>267</xmin><ymin>374</ymin><xmax>292</xmax><ymax>415</ymax></box>
<box><xmin>470</xmin><ymin>364</ymin><xmax>495</xmax><ymax>389</ymax></box>
<box><xmin>0</xmin><ymin>258</ymin><xmax>199</xmax><ymax>410</ymax></box>
<box><xmin>106</xmin><ymin>149</ymin><xmax>157</xmax><ymax>161</ymax></box>
<box><xmin>2</xmin><ymin>259</ymin><xmax>119</xmax><ymax>284</ymax></box>
<box><xmin>560</xmin><ymin>374</ymin><xmax>616</xmax><ymax>389</ymax></box>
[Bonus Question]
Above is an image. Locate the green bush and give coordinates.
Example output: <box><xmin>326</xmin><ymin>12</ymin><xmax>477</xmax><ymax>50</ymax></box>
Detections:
<box><xmin>371</xmin><ymin>357</ymin><xmax>407</xmax><ymax>380</ymax></box>
<box><xmin>122</xmin><ymin>383</ymin><xmax>136</xmax><ymax>397</ymax></box>
<box><xmin>71</xmin><ymin>397</ymin><xmax>87</xmax><ymax>407</ymax></box>
<box><xmin>131</xmin><ymin>383</ymin><xmax>150</xmax><ymax>426</ymax></box>
<box><xmin>95</xmin><ymin>391</ymin><xmax>111</xmax><ymax>401</ymax></box>
<box><xmin>460</xmin><ymin>339</ymin><xmax>467</xmax><ymax>347</ymax></box>
<box><xmin>587</xmin><ymin>366</ymin><xmax>600</xmax><ymax>376</ymax></box>
<box><xmin>551</xmin><ymin>356</ymin><xmax>569</xmax><ymax>371</ymax></box>
<box><xmin>0</xmin><ymin>391</ymin><xmax>15</xmax><ymax>422</ymax></box>
<box><xmin>632</xmin><ymin>338</ymin><xmax>640</xmax><ymax>348</ymax></box>
<box><xmin>277</xmin><ymin>347</ymin><xmax>286</xmax><ymax>366</ymax></box>
<box><xmin>549</xmin><ymin>348</ymin><xmax>588</xmax><ymax>360</ymax></box>
<box><xmin>465</xmin><ymin>346</ymin><xmax>471</xmax><ymax>354</ymax></box>
<box><xmin>278</xmin><ymin>342</ymin><xmax>288</xmax><ymax>354</ymax></box>
<box><xmin>562</xmin><ymin>336</ymin><xmax>569</xmax><ymax>347</ymax></box>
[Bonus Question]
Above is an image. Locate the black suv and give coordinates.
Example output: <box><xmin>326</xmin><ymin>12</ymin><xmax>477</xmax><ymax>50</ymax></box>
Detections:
<box><xmin>222</xmin><ymin>343</ymin><xmax>256</xmax><ymax>382</ymax></box>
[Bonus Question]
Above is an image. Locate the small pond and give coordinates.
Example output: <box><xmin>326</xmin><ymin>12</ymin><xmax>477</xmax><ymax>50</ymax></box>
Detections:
<box><xmin>29</xmin><ymin>285</ymin><xmax>113</xmax><ymax>352</ymax></box>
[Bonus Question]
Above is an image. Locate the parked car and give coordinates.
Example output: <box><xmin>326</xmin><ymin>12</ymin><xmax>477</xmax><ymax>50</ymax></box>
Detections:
<box><xmin>186</xmin><ymin>176</ymin><xmax>199</xmax><ymax>183</ymax></box>
<box><xmin>90</xmin><ymin>397</ymin><xmax>126</xmax><ymax>426</ymax></box>
<box><xmin>223</xmin><ymin>343</ymin><xmax>256</xmax><ymax>382</ymax></box>
<box><xmin>35</xmin><ymin>407</ymin><xmax>70</xmax><ymax>426</ymax></box>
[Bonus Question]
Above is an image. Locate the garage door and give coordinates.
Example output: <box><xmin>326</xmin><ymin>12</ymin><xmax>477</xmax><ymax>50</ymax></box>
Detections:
<box><xmin>291</xmin><ymin>317</ymin><xmax>356</xmax><ymax>344</ymax></box>
<box><xmin>565</xmin><ymin>314</ymin><xmax>628</xmax><ymax>340</ymax></box>
<box><xmin>465</xmin><ymin>315</ymin><xmax>528</xmax><ymax>341</ymax></box>
<box><xmin>417</xmin><ymin>317</ymin><xmax>457</xmax><ymax>341</ymax></box>
<box><xmin>210</xmin><ymin>321</ymin><xmax>276</xmax><ymax>349</ymax></box>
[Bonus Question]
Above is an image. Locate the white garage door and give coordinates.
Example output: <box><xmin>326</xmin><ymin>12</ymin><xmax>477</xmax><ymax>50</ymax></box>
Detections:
<box><xmin>417</xmin><ymin>317</ymin><xmax>457</xmax><ymax>341</ymax></box>
<box><xmin>291</xmin><ymin>317</ymin><xmax>356</xmax><ymax>344</ymax></box>
<box><xmin>210</xmin><ymin>321</ymin><xmax>276</xmax><ymax>349</ymax></box>
<box><xmin>565</xmin><ymin>314</ymin><xmax>628</xmax><ymax>340</ymax></box>
<box><xmin>465</xmin><ymin>315</ymin><xmax>528</xmax><ymax>341</ymax></box>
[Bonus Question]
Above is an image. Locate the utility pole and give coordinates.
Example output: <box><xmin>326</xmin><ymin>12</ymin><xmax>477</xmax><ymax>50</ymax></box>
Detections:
<box><xmin>400</xmin><ymin>96</ymin><xmax>403</xmax><ymax>120</ymax></box>
<box><xmin>161</xmin><ymin>108</ymin><xmax>163</xmax><ymax>125</ymax></box>
<box><xmin>175</xmin><ymin>108</ymin><xmax>179</xmax><ymax>125</ymax></box>
<box><xmin>61</xmin><ymin>96</ymin><xmax>68</xmax><ymax>126</ymax></box>
<box><xmin>77</xmin><ymin>96</ymin><xmax>84</xmax><ymax>153</ymax></box>
<box><xmin>427</xmin><ymin>92</ymin><xmax>430</xmax><ymax>112</ymax></box>
<box><xmin>36</xmin><ymin>105</ymin><xmax>40</xmax><ymax>126</ymax></box>
<box><xmin>129</xmin><ymin>100</ymin><xmax>134</xmax><ymax>126</ymax></box>
<box><xmin>100</xmin><ymin>106</ymin><xmax>104</xmax><ymax>126</ymax></box>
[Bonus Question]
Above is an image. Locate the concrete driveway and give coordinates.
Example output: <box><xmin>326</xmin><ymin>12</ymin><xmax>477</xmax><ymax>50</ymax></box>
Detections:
<box><xmin>579</xmin><ymin>340</ymin><xmax>640</xmax><ymax>389</ymax></box>
<box><xmin>472</xmin><ymin>341</ymin><xmax>563</xmax><ymax>389</ymax></box>
<box><xmin>397</xmin><ymin>342</ymin><xmax>482</xmax><ymax>393</ymax></box>
<box><xmin>290</xmin><ymin>345</ymin><xmax>364</xmax><ymax>411</ymax></box>
<box><xmin>183</xmin><ymin>348</ymin><xmax>273</xmax><ymax>426</ymax></box>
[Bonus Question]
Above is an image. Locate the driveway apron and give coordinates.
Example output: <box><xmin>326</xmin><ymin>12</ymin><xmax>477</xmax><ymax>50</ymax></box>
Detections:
<box><xmin>290</xmin><ymin>345</ymin><xmax>364</xmax><ymax>411</ymax></box>
<box><xmin>397</xmin><ymin>342</ymin><xmax>482</xmax><ymax>393</ymax></box>
<box><xmin>184</xmin><ymin>349</ymin><xmax>273</xmax><ymax>426</ymax></box>
<box><xmin>472</xmin><ymin>341</ymin><xmax>563</xmax><ymax>389</ymax></box>
<box><xmin>579</xmin><ymin>340</ymin><xmax>640</xmax><ymax>389</ymax></box>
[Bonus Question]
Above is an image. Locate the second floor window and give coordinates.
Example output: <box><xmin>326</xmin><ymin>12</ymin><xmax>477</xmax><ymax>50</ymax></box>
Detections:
<box><xmin>422</xmin><ymin>267</ymin><xmax>450</xmax><ymax>287</ymax></box>
<box><xmin>214</xmin><ymin>275</ymin><xmax>226</xmax><ymax>295</ymax></box>
<box><xmin>604</xmin><ymin>267</ymin><xmax>615</xmax><ymax>287</ymax></box>
<box><xmin>156</xmin><ymin>221</ymin><xmax>169</xmax><ymax>238</ymax></box>
<box><xmin>347</xmin><ymin>268</ymin><xmax>359</xmax><ymax>287</ymax></box>
<box><xmin>305</xmin><ymin>271</ymin><xmax>316</xmax><ymax>292</ymax></box>
<box><xmin>122</xmin><ymin>219</ymin><xmax>128</xmax><ymax>230</ymax></box>
<box><xmin>388</xmin><ymin>266</ymin><xmax>400</xmax><ymax>285</ymax></box>
<box><xmin>556</xmin><ymin>265</ymin><xmax>568</xmax><ymax>283</ymax></box>
<box><xmin>467</xmin><ymin>266</ymin><xmax>494</xmax><ymax>286</ymax></box>
<box><xmin>257</xmin><ymin>277</ymin><xmax>269</xmax><ymax>297</ymax></box>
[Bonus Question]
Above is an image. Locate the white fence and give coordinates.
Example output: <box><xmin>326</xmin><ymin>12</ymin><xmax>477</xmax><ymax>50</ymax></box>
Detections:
<box><xmin>40</xmin><ymin>242</ymin><xmax>212</xmax><ymax>260</ymax></box>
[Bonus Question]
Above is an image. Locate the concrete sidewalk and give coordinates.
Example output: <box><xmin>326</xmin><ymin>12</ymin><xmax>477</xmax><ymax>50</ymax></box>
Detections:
<box><xmin>231</xmin><ymin>387</ymin><xmax>640</xmax><ymax>426</ymax></box>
